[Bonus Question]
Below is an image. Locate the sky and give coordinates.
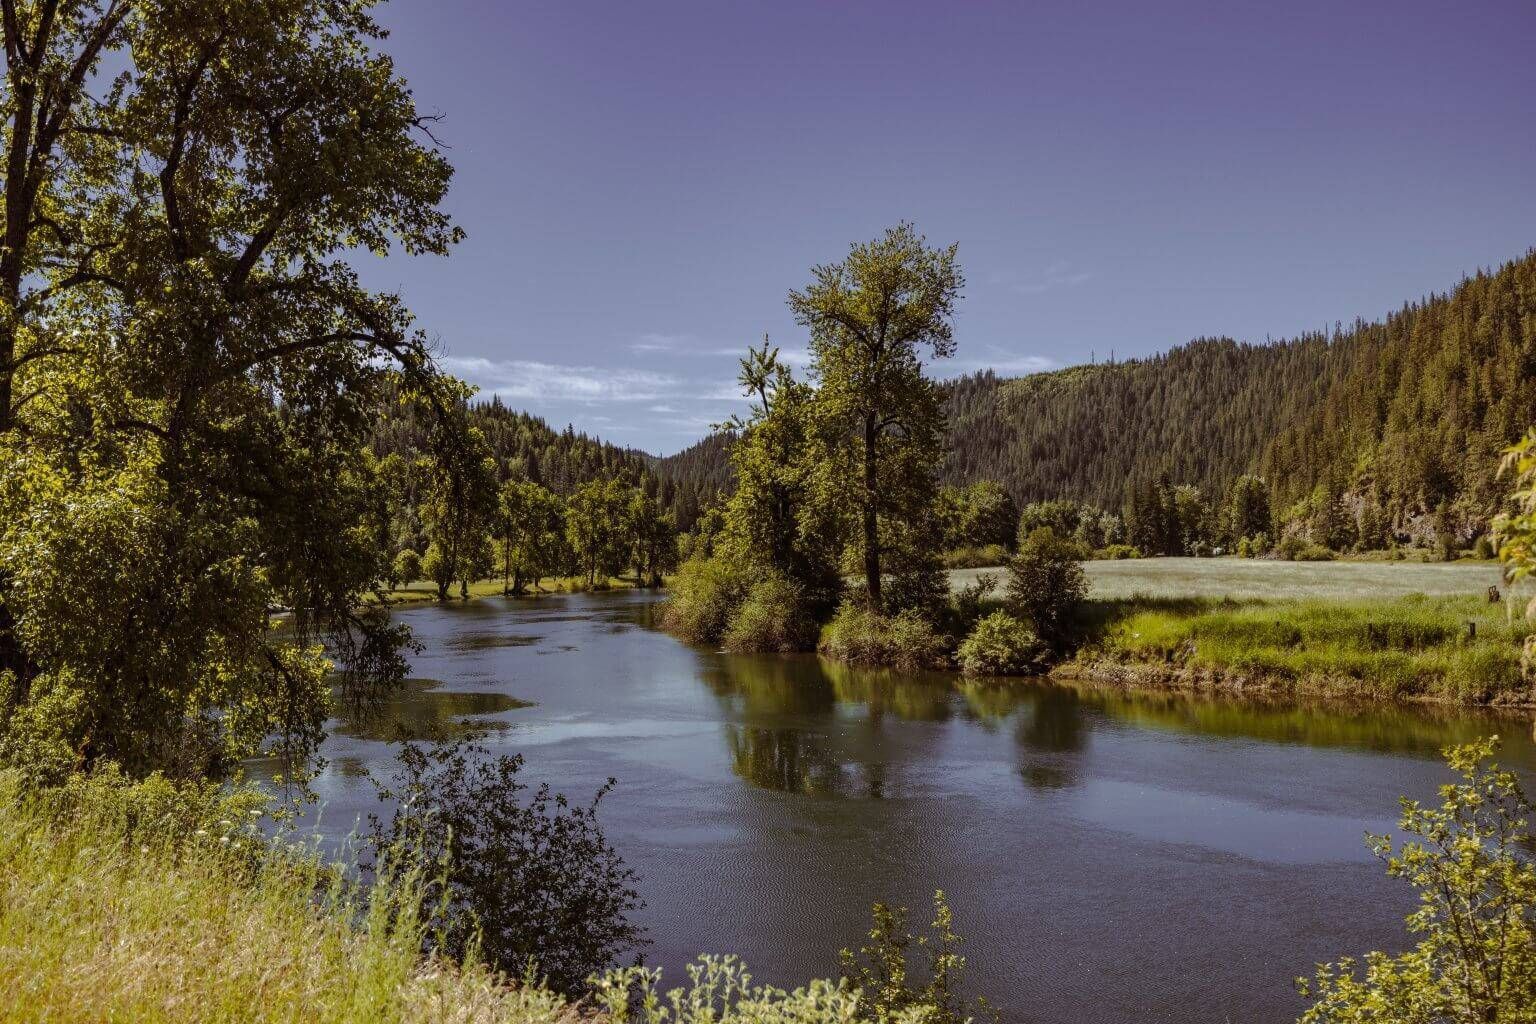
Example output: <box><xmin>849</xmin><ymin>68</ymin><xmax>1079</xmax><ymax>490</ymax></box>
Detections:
<box><xmin>357</xmin><ymin>0</ymin><xmax>1536</xmax><ymax>454</ymax></box>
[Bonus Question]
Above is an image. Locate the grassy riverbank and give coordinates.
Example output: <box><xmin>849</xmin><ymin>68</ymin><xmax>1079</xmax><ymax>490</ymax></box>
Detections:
<box><xmin>1061</xmin><ymin>593</ymin><xmax>1535</xmax><ymax>706</ymax></box>
<box><xmin>0</xmin><ymin>770</ymin><xmax>582</xmax><ymax>1024</ymax></box>
<box><xmin>374</xmin><ymin>576</ymin><xmax>640</xmax><ymax>607</ymax></box>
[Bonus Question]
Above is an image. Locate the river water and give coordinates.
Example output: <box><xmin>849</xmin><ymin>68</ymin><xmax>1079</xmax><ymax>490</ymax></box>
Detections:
<box><xmin>275</xmin><ymin>590</ymin><xmax>1536</xmax><ymax>1023</ymax></box>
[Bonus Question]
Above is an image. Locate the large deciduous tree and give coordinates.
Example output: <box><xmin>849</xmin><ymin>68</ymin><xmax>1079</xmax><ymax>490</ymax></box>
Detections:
<box><xmin>0</xmin><ymin>0</ymin><xmax>464</xmax><ymax>779</ymax></box>
<box><xmin>788</xmin><ymin>223</ymin><xmax>962</xmax><ymax>611</ymax></box>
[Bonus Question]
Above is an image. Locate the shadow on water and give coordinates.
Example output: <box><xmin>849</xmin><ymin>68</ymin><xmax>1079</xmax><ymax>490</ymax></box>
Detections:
<box><xmin>333</xmin><ymin>677</ymin><xmax>534</xmax><ymax>742</ymax></box>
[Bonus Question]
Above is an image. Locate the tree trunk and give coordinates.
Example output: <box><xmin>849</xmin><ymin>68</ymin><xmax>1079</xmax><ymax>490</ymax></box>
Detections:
<box><xmin>863</xmin><ymin>411</ymin><xmax>881</xmax><ymax>609</ymax></box>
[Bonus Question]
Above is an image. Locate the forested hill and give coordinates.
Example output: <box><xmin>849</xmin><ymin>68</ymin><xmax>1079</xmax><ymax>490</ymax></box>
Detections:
<box><xmin>373</xmin><ymin>395</ymin><xmax>667</xmax><ymax>497</ymax></box>
<box><xmin>655</xmin><ymin>249</ymin><xmax>1536</xmax><ymax>532</ymax></box>
<box><xmin>947</xmin><ymin>250</ymin><xmax>1536</xmax><ymax>526</ymax></box>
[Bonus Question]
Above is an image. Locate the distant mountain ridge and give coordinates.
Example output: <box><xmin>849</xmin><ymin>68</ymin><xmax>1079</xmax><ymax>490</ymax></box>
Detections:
<box><xmin>655</xmin><ymin>249</ymin><xmax>1536</xmax><ymax>536</ymax></box>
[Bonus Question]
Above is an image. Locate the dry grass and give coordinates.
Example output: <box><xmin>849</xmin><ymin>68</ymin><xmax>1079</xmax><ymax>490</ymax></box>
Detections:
<box><xmin>0</xmin><ymin>769</ymin><xmax>577</xmax><ymax>1024</ymax></box>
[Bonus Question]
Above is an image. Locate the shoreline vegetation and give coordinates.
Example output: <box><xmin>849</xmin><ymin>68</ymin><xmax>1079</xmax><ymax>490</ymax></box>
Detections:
<box><xmin>414</xmin><ymin>557</ymin><xmax>1535</xmax><ymax>710</ymax></box>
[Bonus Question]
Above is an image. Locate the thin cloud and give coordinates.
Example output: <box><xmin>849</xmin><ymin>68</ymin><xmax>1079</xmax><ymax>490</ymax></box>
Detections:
<box><xmin>441</xmin><ymin>356</ymin><xmax>679</xmax><ymax>403</ymax></box>
<box><xmin>630</xmin><ymin>332</ymin><xmax>688</xmax><ymax>353</ymax></box>
<box><xmin>1002</xmin><ymin>261</ymin><xmax>1094</xmax><ymax>295</ymax></box>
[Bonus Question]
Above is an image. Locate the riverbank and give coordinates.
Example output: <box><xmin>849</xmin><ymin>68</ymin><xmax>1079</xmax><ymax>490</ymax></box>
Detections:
<box><xmin>1054</xmin><ymin>593</ymin><xmax>1536</xmax><ymax>708</ymax></box>
<box><xmin>373</xmin><ymin>575</ymin><xmax>642</xmax><ymax>607</ymax></box>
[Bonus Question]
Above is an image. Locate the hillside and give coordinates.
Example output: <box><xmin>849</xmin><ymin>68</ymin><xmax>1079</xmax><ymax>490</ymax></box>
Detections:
<box><xmin>655</xmin><ymin>250</ymin><xmax>1536</xmax><ymax>539</ymax></box>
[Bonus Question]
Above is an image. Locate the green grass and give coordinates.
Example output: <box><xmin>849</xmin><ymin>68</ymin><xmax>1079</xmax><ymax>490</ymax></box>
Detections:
<box><xmin>1076</xmin><ymin>593</ymin><xmax>1534</xmax><ymax>704</ymax></box>
<box><xmin>950</xmin><ymin>555</ymin><xmax>1507</xmax><ymax>601</ymax></box>
<box><xmin>374</xmin><ymin>576</ymin><xmax>638</xmax><ymax>607</ymax></box>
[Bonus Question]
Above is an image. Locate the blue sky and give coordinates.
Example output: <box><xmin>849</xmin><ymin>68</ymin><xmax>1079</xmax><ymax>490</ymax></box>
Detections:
<box><xmin>358</xmin><ymin>0</ymin><xmax>1536</xmax><ymax>454</ymax></box>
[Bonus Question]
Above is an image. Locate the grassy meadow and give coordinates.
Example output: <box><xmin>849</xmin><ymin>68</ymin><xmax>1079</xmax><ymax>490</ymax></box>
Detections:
<box><xmin>949</xmin><ymin>555</ymin><xmax>1506</xmax><ymax>601</ymax></box>
<box><xmin>950</xmin><ymin>558</ymin><xmax>1533</xmax><ymax>705</ymax></box>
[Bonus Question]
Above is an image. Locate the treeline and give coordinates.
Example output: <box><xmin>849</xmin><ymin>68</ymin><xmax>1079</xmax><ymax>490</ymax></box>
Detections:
<box><xmin>657</xmin><ymin>251</ymin><xmax>1536</xmax><ymax>551</ymax></box>
<box><xmin>371</xmin><ymin>395</ymin><xmax>678</xmax><ymax>597</ymax></box>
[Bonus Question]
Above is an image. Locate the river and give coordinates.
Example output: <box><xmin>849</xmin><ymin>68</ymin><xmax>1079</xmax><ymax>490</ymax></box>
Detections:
<box><xmin>271</xmin><ymin>590</ymin><xmax>1536</xmax><ymax>1023</ymax></box>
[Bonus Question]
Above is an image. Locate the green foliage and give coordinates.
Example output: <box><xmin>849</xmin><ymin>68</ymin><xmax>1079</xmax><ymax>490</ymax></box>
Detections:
<box><xmin>592</xmin><ymin>957</ymin><xmax>865</xmax><ymax>1023</ymax></box>
<box><xmin>566</xmin><ymin>479</ymin><xmax>633</xmax><ymax>587</ymax></box>
<box><xmin>391</xmin><ymin>548</ymin><xmax>421</xmax><ymax>589</ymax></box>
<box><xmin>717</xmin><ymin>340</ymin><xmax>842</xmax><ymax>615</ymax></box>
<box><xmin>495</xmin><ymin>480</ymin><xmax>566</xmax><ymax>593</ymax></box>
<box><xmin>1005</xmin><ymin>528</ymin><xmax>1088</xmax><ymax>651</ymax></box>
<box><xmin>660</xmin><ymin>556</ymin><xmax>751</xmax><ymax>646</ymax></box>
<box><xmin>722</xmin><ymin>575</ymin><xmax>819</xmax><ymax>654</ymax></box>
<box><xmin>1494</xmin><ymin>428</ymin><xmax>1536</xmax><ymax>616</ymax></box>
<box><xmin>1298</xmin><ymin>739</ymin><xmax>1536</xmax><ymax>1023</ymax></box>
<box><xmin>838</xmin><ymin>891</ymin><xmax>992</xmax><ymax>1024</ymax></box>
<box><xmin>0</xmin><ymin>0</ymin><xmax>480</xmax><ymax>777</ymax></box>
<box><xmin>368</xmin><ymin>740</ymin><xmax>645</xmax><ymax>996</ymax></box>
<box><xmin>1097</xmin><ymin>544</ymin><xmax>1142</xmax><ymax>560</ymax></box>
<box><xmin>939</xmin><ymin>544</ymin><xmax>1010</xmax><ymax>569</ymax></box>
<box><xmin>817</xmin><ymin>603</ymin><xmax>949</xmax><ymax>671</ymax></box>
<box><xmin>789</xmin><ymin>223</ymin><xmax>961</xmax><ymax>612</ymax></box>
<box><xmin>939</xmin><ymin>481</ymin><xmax>1018</xmax><ymax>551</ymax></box>
<box><xmin>957</xmin><ymin>611</ymin><xmax>1048</xmax><ymax>676</ymax></box>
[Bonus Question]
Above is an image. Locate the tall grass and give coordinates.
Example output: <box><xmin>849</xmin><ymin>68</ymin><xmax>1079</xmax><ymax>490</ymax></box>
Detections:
<box><xmin>0</xmin><ymin>767</ymin><xmax>576</xmax><ymax>1024</ymax></box>
<box><xmin>1081</xmin><ymin>594</ymin><xmax>1535</xmax><ymax>702</ymax></box>
<box><xmin>0</xmin><ymin>767</ymin><xmax>919</xmax><ymax>1023</ymax></box>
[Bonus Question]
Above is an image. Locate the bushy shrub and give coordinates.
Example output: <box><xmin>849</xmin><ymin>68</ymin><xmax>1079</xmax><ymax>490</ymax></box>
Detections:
<box><xmin>839</xmin><ymin>891</ymin><xmax>992</xmax><ymax>1024</ymax></box>
<box><xmin>957</xmin><ymin>611</ymin><xmax>1048</xmax><ymax>676</ymax></box>
<box><xmin>722</xmin><ymin>575</ymin><xmax>818</xmax><ymax>653</ymax></box>
<box><xmin>940</xmin><ymin>544</ymin><xmax>1009</xmax><ymax>569</ymax></box>
<box><xmin>818</xmin><ymin>603</ymin><xmax>949</xmax><ymax>671</ymax></box>
<box><xmin>1096</xmin><ymin>544</ymin><xmax>1142</xmax><ymax>560</ymax></box>
<box><xmin>368</xmin><ymin>740</ymin><xmax>645</xmax><ymax>995</ymax></box>
<box><xmin>1296</xmin><ymin>544</ymin><xmax>1336</xmax><ymax>562</ymax></box>
<box><xmin>1006</xmin><ymin>528</ymin><xmax>1088</xmax><ymax>650</ymax></box>
<box><xmin>659</xmin><ymin>556</ymin><xmax>749</xmax><ymax>645</ymax></box>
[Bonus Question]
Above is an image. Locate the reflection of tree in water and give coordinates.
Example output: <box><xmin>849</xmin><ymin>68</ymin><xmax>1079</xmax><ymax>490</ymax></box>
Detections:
<box><xmin>728</xmin><ymin>726</ymin><xmax>837</xmax><ymax>795</ymax></box>
<box><xmin>333</xmin><ymin>678</ymin><xmax>531</xmax><ymax>742</ymax></box>
<box><xmin>725</xmin><ymin>725</ymin><xmax>891</xmax><ymax>798</ymax></box>
<box><xmin>699</xmin><ymin>655</ymin><xmax>837</xmax><ymax>717</ymax></box>
<box><xmin>1014</xmin><ymin>686</ymin><xmax>1086</xmax><ymax>791</ymax></box>
<box><xmin>821</xmin><ymin>661</ymin><xmax>954</xmax><ymax>723</ymax></box>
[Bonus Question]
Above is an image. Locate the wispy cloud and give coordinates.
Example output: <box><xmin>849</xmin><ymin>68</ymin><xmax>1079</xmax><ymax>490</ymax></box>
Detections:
<box><xmin>630</xmin><ymin>332</ymin><xmax>688</xmax><ymax>353</ymax></box>
<box><xmin>441</xmin><ymin>356</ymin><xmax>680</xmax><ymax>403</ymax></box>
<box><xmin>998</xmin><ymin>261</ymin><xmax>1094</xmax><ymax>295</ymax></box>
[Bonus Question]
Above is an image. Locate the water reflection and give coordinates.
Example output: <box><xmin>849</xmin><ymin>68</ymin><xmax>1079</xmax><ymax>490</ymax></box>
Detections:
<box><xmin>333</xmin><ymin>677</ymin><xmax>533</xmax><ymax>741</ymax></box>
<box><xmin>695</xmin><ymin>640</ymin><xmax>1534</xmax><ymax>801</ymax></box>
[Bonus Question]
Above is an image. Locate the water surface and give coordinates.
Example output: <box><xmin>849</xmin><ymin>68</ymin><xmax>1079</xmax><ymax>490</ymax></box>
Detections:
<box><xmin>276</xmin><ymin>590</ymin><xmax>1536</xmax><ymax>1023</ymax></box>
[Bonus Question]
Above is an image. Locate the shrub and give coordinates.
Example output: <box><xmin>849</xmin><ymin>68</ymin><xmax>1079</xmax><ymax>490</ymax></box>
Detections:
<box><xmin>942</xmin><ymin>572</ymin><xmax>999</xmax><ymax>639</ymax></box>
<box><xmin>1096</xmin><ymin>544</ymin><xmax>1142</xmax><ymax>560</ymax></box>
<box><xmin>818</xmin><ymin>603</ymin><xmax>949</xmax><ymax>671</ymax></box>
<box><xmin>368</xmin><ymin>740</ymin><xmax>645</xmax><ymax>995</ymax></box>
<box><xmin>1298</xmin><ymin>740</ymin><xmax>1536</xmax><ymax>1022</ymax></box>
<box><xmin>659</xmin><ymin>556</ymin><xmax>749</xmax><ymax>645</ymax></box>
<box><xmin>593</xmin><ymin>957</ymin><xmax>862</xmax><ymax>1022</ymax></box>
<box><xmin>957</xmin><ymin>611</ymin><xmax>1048</xmax><ymax>676</ymax></box>
<box><xmin>839</xmin><ymin>891</ymin><xmax>993</xmax><ymax>1024</ymax></box>
<box><xmin>722</xmin><ymin>575</ymin><xmax>817</xmax><ymax>653</ymax></box>
<box><xmin>1006</xmin><ymin>528</ymin><xmax>1088</xmax><ymax>650</ymax></box>
<box><xmin>940</xmin><ymin>544</ymin><xmax>1009</xmax><ymax>569</ymax></box>
<box><xmin>1294</xmin><ymin>543</ymin><xmax>1335</xmax><ymax>562</ymax></box>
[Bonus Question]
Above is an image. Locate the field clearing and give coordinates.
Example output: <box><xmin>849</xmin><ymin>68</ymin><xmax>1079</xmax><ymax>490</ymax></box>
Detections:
<box><xmin>949</xmin><ymin>557</ymin><xmax>1509</xmax><ymax>602</ymax></box>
